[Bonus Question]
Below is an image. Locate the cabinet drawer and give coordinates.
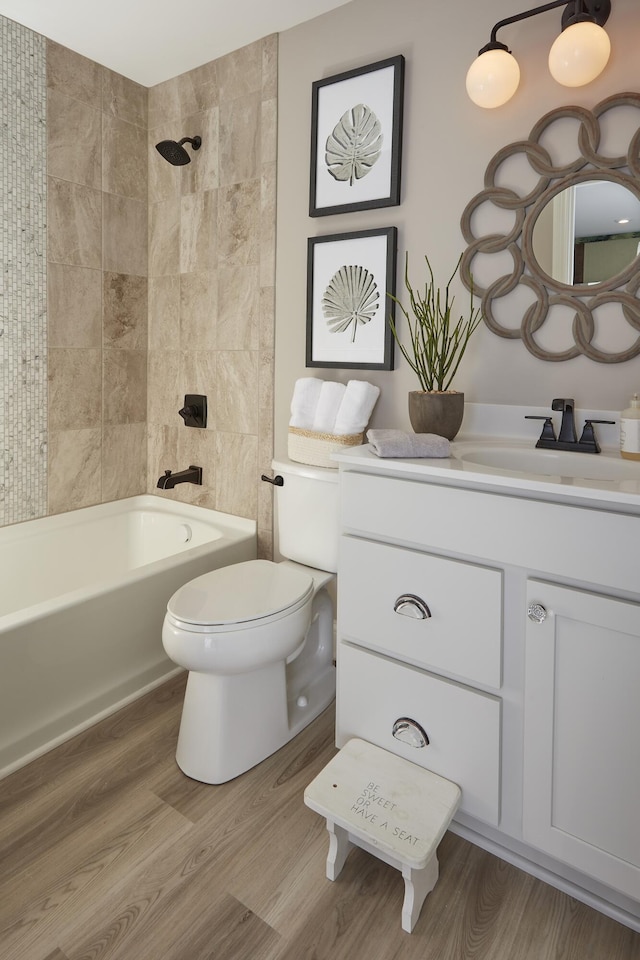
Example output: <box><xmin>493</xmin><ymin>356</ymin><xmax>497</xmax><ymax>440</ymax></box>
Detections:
<box><xmin>340</xmin><ymin>469</ymin><xmax>640</xmax><ymax>597</ymax></box>
<box><xmin>339</xmin><ymin>536</ymin><xmax>502</xmax><ymax>688</ymax></box>
<box><xmin>337</xmin><ymin>643</ymin><xmax>501</xmax><ymax>825</ymax></box>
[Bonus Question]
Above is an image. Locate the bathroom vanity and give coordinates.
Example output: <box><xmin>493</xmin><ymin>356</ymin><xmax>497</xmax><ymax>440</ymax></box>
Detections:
<box><xmin>333</xmin><ymin>440</ymin><xmax>640</xmax><ymax>930</ymax></box>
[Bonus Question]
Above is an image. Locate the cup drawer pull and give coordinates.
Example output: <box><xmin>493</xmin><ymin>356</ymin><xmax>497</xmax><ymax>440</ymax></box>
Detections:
<box><xmin>393</xmin><ymin>594</ymin><xmax>432</xmax><ymax>620</ymax></box>
<box><xmin>392</xmin><ymin>717</ymin><xmax>430</xmax><ymax>748</ymax></box>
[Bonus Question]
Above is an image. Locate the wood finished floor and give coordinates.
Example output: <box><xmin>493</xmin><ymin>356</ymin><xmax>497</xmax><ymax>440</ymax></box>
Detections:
<box><xmin>1</xmin><ymin>674</ymin><xmax>639</xmax><ymax>960</ymax></box>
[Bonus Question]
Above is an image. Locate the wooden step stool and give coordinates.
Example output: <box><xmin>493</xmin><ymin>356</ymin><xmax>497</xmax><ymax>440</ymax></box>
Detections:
<box><xmin>304</xmin><ymin>738</ymin><xmax>461</xmax><ymax>933</ymax></box>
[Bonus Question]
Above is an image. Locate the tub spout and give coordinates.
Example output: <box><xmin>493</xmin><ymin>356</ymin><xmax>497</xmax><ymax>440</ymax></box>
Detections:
<box><xmin>157</xmin><ymin>465</ymin><xmax>203</xmax><ymax>489</ymax></box>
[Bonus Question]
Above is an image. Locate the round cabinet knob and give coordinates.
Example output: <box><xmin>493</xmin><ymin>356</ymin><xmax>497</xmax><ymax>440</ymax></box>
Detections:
<box><xmin>393</xmin><ymin>594</ymin><xmax>432</xmax><ymax>620</ymax></box>
<box><xmin>527</xmin><ymin>602</ymin><xmax>547</xmax><ymax>623</ymax></box>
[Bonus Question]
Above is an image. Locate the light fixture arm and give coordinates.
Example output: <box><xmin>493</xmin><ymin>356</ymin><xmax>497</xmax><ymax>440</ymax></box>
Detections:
<box><xmin>480</xmin><ymin>0</ymin><xmax>611</xmax><ymax>55</ymax></box>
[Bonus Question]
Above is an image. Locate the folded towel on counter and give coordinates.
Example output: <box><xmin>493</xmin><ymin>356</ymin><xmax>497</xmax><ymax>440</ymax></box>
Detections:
<box><xmin>290</xmin><ymin>378</ymin><xmax>323</xmax><ymax>429</ymax></box>
<box><xmin>366</xmin><ymin>429</ymin><xmax>450</xmax><ymax>459</ymax></box>
<box><xmin>334</xmin><ymin>380</ymin><xmax>381</xmax><ymax>436</ymax></box>
<box><xmin>312</xmin><ymin>381</ymin><xmax>346</xmax><ymax>433</ymax></box>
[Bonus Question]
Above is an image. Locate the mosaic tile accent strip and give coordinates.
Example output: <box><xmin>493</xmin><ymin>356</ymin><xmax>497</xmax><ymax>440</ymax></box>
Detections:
<box><xmin>0</xmin><ymin>18</ymin><xmax>47</xmax><ymax>525</ymax></box>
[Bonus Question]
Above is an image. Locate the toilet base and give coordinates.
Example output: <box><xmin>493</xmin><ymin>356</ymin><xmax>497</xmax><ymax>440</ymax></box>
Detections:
<box><xmin>175</xmin><ymin>661</ymin><xmax>335</xmax><ymax>784</ymax></box>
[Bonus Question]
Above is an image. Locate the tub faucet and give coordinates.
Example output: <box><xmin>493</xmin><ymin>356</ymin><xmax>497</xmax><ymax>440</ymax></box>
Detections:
<box><xmin>157</xmin><ymin>465</ymin><xmax>203</xmax><ymax>489</ymax></box>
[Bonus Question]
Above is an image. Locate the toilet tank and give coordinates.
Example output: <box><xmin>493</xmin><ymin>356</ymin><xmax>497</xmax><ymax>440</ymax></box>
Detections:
<box><xmin>272</xmin><ymin>458</ymin><xmax>340</xmax><ymax>573</ymax></box>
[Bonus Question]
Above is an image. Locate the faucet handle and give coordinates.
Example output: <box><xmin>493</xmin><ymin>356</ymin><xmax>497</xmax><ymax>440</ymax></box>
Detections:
<box><xmin>525</xmin><ymin>415</ymin><xmax>556</xmax><ymax>443</ymax></box>
<box><xmin>579</xmin><ymin>419</ymin><xmax>616</xmax><ymax>452</ymax></box>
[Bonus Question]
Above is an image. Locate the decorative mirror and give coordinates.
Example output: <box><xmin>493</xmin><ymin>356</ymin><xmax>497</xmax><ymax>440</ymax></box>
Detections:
<box><xmin>460</xmin><ymin>92</ymin><xmax>640</xmax><ymax>362</ymax></box>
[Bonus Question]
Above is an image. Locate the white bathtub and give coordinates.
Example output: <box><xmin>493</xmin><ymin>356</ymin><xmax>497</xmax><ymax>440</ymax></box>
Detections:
<box><xmin>0</xmin><ymin>495</ymin><xmax>256</xmax><ymax>778</ymax></box>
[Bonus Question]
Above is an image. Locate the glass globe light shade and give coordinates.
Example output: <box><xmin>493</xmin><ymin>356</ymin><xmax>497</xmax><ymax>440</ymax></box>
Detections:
<box><xmin>466</xmin><ymin>48</ymin><xmax>521</xmax><ymax>109</ymax></box>
<box><xmin>548</xmin><ymin>21</ymin><xmax>611</xmax><ymax>87</ymax></box>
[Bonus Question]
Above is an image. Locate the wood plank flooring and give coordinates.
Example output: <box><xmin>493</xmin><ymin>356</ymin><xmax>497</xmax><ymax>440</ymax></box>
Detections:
<box><xmin>1</xmin><ymin>674</ymin><xmax>639</xmax><ymax>960</ymax></box>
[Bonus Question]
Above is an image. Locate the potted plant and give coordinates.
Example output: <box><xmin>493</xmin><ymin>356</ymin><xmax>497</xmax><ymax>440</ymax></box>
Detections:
<box><xmin>388</xmin><ymin>252</ymin><xmax>482</xmax><ymax>440</ymax></box>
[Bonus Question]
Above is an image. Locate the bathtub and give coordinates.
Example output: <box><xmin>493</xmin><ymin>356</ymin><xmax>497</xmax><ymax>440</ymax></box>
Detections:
<box><xmin>0</xmin><ymin>495</ymin><xmax>256</xmax><ymax>778</ymax></box>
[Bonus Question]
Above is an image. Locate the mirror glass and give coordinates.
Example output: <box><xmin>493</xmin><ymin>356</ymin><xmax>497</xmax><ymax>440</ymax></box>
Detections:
<box><xmin>531</xmin><ymin>179</ymin><xmax>640</xmax><ymax>286</ymax></box>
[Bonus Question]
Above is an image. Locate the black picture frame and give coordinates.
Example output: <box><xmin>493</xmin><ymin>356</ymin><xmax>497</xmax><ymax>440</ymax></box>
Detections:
<box><xmin>309</xmin><ymin>55</ymin><xmax>405</xmax><ymax>218</ymax></box>
<box><xmin>306</xmin><ymin>226</ymin><xmax>397</xmax><ymax>370</ymax></box>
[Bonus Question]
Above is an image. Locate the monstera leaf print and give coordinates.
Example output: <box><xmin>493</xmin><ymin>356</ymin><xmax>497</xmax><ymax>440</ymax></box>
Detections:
<box><xmin>322</xmin><ymin>265</ymin><xmax>379</xmax><ymax>343</ymax></box>
<box><xmin>325</xmin><ymin>104</ymin><xmax>383</xmax><ymax>186</ymax></box>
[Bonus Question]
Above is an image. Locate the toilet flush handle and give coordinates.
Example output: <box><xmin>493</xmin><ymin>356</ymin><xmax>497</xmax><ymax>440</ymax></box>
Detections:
<box><xmin>261</xmin><ymin>474</ymin><xmax>284</xmax><ymax>486</ymax></box>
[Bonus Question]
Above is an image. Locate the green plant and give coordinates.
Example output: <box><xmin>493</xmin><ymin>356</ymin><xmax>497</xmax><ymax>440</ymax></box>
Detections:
<box><xmin>388</xmin><ymin>253</ymin><xmax>482</xmax><ymax>393</ymax></box>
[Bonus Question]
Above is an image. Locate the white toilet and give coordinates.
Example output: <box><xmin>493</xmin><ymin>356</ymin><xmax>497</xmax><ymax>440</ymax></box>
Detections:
<box><xmin>162</xmin><ymin>458</ymin><xmax>339</xmax><ymax>783</ymax></box>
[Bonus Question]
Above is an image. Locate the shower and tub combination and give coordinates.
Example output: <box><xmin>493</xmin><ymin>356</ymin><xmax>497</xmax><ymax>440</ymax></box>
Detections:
<box><xmin>2</xmin><ymin>141</ymin><xmax>336</xmax><ymax>786</ymax></box>
<box><xmin>0</xmin><ymin>496</ymin><xmax>256</xmax><ymax>780</ymax></box>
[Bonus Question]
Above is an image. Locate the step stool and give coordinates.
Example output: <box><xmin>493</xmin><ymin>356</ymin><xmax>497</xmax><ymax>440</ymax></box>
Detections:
<box><xmin>304</xmin><ymin>738</ymin><xmax>461</xmax><ymax>933</ymax></box>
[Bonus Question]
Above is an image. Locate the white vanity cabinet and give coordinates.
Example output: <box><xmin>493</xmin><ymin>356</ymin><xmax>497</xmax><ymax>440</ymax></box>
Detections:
<box><xmin>334</xmin><ymin>450</ymin><xmax>640</xmax><ymax>927</ymax></box>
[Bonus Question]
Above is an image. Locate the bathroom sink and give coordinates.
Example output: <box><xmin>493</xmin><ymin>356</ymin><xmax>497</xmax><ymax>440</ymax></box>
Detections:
<box><xmin>455</xmin><ymin>445</ymin><xmax>640</xmax><ymax>482</ymax></box>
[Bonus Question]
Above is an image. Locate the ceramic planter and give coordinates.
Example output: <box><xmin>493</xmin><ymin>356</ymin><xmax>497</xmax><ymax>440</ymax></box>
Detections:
<box><xmin>408</xmin><ymin>391</ymin><xmax>464</xmax><ymax>440</ymax></box>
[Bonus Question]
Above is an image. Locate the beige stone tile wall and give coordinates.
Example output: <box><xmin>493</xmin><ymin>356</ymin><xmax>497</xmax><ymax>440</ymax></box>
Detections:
<box><xmin>45</xmin><ymin>34</ymin><xmax>276</xmax><ymax>553</ymax></box>
<box><xmin>46</xmin><ymin>41</ymin><xmax>149</xmax><ymax>514</ymax></box>
<box><xmin>147</xmin><ymin>35</ymin><xmax>277</xmax><ymax>559</ymax></box>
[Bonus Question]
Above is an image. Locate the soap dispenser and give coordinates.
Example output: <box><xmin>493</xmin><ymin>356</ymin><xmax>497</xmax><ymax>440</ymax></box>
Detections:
<box><xmin>620</xmin><ymin>394</ymin><xmax>640</xmax><ymax>461</ymax></box>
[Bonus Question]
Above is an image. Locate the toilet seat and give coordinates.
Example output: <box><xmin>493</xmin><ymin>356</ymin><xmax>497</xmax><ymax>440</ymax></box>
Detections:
<box><xmin>166</xmin><ymin>559</ymin><xmax>314</xmax><ymax>632</ymax></box>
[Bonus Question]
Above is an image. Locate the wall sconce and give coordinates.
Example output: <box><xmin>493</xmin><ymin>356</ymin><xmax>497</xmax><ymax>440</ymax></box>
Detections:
<box><xmin>466</xmin><ymin>0</ymin><xmax>612</xmax><ymax>109</ymax></box>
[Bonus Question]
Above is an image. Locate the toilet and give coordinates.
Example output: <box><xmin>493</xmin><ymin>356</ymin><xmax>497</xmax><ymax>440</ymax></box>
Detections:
<box><xmin>162</xmin><ymin>458</ymin><xmax>339</xmax><ymax>784</ymax></box>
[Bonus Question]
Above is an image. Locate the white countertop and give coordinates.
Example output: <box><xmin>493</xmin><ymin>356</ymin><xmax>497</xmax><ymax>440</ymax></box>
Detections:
<box><xmin>333</xmin><ymin>441</ymin><xmax>640</xmax><ymax>514</ymax></box>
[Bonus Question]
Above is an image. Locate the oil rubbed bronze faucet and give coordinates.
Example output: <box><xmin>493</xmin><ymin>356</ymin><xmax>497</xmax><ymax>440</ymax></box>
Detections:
<box><xmin>526</xmin><ymin>399</ymin><xmax>614</xmax><ymax>454</ymax></box>
<box><xmin>157</xmin><ymin>466</ymin><xmax>203</xmax><ymax>489</ymax></box>
<box><xmin>552</xmin><ymin>397</ymin><xmax>578</xmax><ymax>444</ymax></box>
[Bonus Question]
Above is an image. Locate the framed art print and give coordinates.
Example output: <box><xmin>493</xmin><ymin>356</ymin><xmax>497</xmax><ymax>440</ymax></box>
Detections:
<box><xmin>306</xmin><ymin>226</ymin><xmax>397</xmax><ymax>370</ymax></box>
<box><xmin>309</xmin><ymin>55</ymin><xmax>405</xmax><ymax>217</ymax></box>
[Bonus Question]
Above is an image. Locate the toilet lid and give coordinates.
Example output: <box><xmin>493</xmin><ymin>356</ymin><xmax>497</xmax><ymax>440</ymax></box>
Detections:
<box><xmin>166</xmin><ymin>559</ymin><xmax>314</xmax><ymax>626</ymax></box>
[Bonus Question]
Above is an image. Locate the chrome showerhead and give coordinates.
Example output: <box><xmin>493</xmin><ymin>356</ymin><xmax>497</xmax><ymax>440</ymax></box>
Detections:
<box><xmin>155</xmin><ymin>135</ymin><xmax>202</xmax><ymax>165</ymax></box>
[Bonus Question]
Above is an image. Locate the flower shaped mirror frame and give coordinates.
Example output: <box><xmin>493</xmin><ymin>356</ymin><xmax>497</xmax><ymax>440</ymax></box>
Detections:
<box><xmin>460</xmin><ymin>92</ymin><xmax>640</xmax><ymax>363</ymax></box>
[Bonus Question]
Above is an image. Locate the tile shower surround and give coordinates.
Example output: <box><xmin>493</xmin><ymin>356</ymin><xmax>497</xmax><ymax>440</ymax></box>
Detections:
<box><xmin>147</xmin><ymin>36</ymin><xmax>277</xmax><ymax>559</ymax></box>
<box><xmin>1</xmin><ymin>21</ymin><xmax>47</xmax><ymax>526</ymax></box>
<box><xmin>2</xmin><ymin>17</ymin><xmax>276</xmax><ymax>556</ymax></box>
<box><xmin>47</xmin><ymin>39</ymin><xmax>149</xmax><ymax>518</ymax></box>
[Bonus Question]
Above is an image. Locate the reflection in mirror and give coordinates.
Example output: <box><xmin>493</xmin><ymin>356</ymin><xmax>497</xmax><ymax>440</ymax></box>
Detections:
<box><xmin>532</xmin><ymin>180</ymin><xmax>640</xmax><ymax>286</ymax></box>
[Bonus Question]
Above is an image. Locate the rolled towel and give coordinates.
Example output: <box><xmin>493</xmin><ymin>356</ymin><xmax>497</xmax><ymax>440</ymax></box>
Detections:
<box><xmin>290</xmin><ymin>377</ymin><xmax>323</xmax><ymax>429</ymax></box>
<box><xmin>366</xmin><ymin>429</ymin><xmax>450</xmax><ymax>459</ymax></box>
<box><xmin>312</xmin><ymin>381</ymin><xmax>346</xmax><ymax>433</ymax></box>
<box><xmin>334</xmin><ymin>379</ymin><xmax>381</xmax><ymax>436</ymax></box>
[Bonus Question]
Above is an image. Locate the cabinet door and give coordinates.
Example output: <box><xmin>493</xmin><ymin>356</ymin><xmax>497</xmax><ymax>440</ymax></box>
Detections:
<box><xmin>523</xmin><ymin>580</ymin><xmax>640</xmax><ymax>900</ymax></box>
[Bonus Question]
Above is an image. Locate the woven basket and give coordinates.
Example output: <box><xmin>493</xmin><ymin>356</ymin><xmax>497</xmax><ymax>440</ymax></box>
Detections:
<box><xmin>288</xmin><ymin>426</ymin><xmax>364</xmax><ymax>468</ymax></box>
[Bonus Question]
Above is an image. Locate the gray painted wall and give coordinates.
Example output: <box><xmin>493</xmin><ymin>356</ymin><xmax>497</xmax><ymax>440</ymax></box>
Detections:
<box><xmin>275</xmin><ymin>0</ymin><xmax>640</xmax><ymax>455</ymax></box>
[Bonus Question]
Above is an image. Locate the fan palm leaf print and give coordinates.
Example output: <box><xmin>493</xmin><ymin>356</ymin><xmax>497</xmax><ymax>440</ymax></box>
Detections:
<box><xmin>322</xmin><ymin>265</ymin><xmax>380</xmax><ymax>342</ymax></box>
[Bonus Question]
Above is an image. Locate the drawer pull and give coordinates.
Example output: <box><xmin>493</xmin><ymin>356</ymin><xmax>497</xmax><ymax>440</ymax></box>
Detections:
<box><xmin>392</xmin><ymin>717</ymin><xmax>430</xmax><ymax>748</ymax></box>
<box><xmin>393</xmin><ymin>594</ymin><xmax>432</xmax><ymax>620</ymax></box>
